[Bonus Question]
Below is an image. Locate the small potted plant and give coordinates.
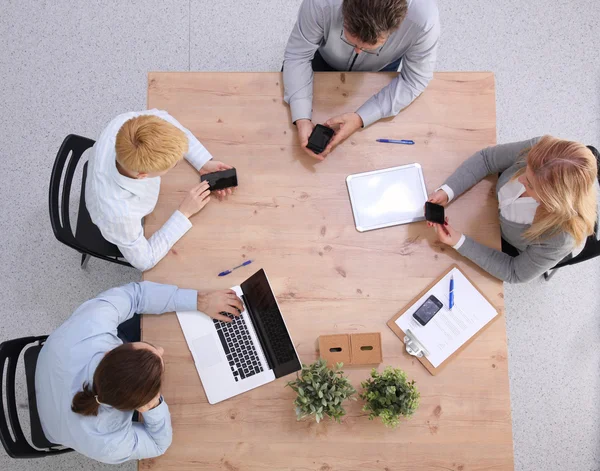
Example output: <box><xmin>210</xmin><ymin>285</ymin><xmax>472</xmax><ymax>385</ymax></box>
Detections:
<box><xmin>360</xmin><ymin>367</ymin><xmax>420</xmax><ymax>428</ymax></box>
<box><xmin>287</xmin><ymin>359</ymin><xmax>356</xmax><ymax>423</ymax></box>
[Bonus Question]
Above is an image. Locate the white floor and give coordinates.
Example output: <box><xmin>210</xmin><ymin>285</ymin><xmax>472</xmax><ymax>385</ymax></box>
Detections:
<box><xmin>0</xmin><ymin>1</ymin><xmax>599</xmax><ymax>470</ymax></box>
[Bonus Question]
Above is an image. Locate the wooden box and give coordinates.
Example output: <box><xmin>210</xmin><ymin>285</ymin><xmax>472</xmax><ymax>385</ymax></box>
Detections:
<box><xmin>350</xmin><ymin>332</ymin><xmax>383</xmax><ymax>365</ymax></box>
<box><xmin>318</xmin><ymin>334</ymin><xmax>351</xmax><ymax>366</ymax></box>
<box><xmin>318</xmin><ymin>333</ymin><xmax>382</xmax><ymax>366</ymax></box>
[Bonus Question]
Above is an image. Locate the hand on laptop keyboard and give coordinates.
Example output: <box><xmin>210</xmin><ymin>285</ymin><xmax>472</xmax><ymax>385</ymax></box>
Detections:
<box><xmin>197</xmin><ymin>289</ymin><xmax>244</xmax><ymax>323</ymax></box>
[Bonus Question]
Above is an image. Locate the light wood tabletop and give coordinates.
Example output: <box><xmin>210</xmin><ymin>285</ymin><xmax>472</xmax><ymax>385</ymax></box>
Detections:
<box><xmin>142</xmin><ymin>71</ymin><xmax>513</xmax><ymax>471</ymax></box>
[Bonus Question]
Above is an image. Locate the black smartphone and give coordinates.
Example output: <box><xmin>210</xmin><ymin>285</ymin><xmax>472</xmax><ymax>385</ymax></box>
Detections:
<box><xmin>425</xmin><ymin>202</ymin><xmax>445</xmax><ymax>224</ymax></box>
<box><xmin>413</xmin><ymin>295</ymin><xmax>444</xmax><ymax>326</ymax></box>
<box><xmin>306</xmin><ymin>124</ymin><xmax>335</xmax><ymax>154</ymax></box>
<box><xmin>200</xmin><ymin>168</ymin><xmax>238</xmax><ymax>191</ymax></box>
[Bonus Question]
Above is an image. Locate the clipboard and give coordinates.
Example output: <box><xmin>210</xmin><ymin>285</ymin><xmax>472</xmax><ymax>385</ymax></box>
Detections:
<box><xmin>387</xmin><ymin>264</ymin><xmax>501</xmax><ymax>375</ymax></box>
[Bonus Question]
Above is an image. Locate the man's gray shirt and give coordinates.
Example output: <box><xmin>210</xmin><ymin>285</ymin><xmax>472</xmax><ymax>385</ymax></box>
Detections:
<box><xmin>283</xmin><ymin>0</ymin><xmax>440</xmax><ymax>127</ymax></box>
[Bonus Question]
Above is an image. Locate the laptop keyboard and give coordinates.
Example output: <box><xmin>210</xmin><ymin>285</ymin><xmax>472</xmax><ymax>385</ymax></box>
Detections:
<box><xmin>213</xmin><ymin>313</ymin><xmax>264</xmax><ymax>382</ymax></box>
<box><xmin>256</xmin><ymin>304</ymin><xmax>296</xmax><ymax>365</ymax></box>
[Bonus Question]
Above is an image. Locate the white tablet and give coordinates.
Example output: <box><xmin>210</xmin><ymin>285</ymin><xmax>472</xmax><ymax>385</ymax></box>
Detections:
<box><xmin>346</xmin><ymin>163</ymin><xmax>428</xmax><ymax>232</ymax></box>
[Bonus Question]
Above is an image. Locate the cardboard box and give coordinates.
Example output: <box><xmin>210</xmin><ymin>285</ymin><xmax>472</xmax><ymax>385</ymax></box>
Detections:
<box><xmin>318</xmin><ymin>332</ymin><xmax>382</xmax><ymax>366</ymax></box>
<box><xmin>318</xmin><ymin>334</ymin><xmax>351</xmax><ymax>367</ymax></box>
<box><xmin>350</xmin><ymin>333</ymin><xmax>383</xmax><ymax>365</ymax></box>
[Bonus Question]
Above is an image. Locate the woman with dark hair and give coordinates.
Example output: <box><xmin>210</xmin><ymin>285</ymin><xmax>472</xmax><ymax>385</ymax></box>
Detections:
<box><xmin>35</xmin><ymin>281</ymin><xmax>243</xmax><ymax>464</ymax></box>
<box><xmin>70</xmin><ymin>342</ymin><xmax>164</xmax><ymax>417</ymax></box>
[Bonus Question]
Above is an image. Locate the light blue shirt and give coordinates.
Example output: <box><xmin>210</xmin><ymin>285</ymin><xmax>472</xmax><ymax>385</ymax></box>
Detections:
<box><xmin>35</xmin><ymin>282</ymin><xmax>198</xmax><ymax>464</ymax></box>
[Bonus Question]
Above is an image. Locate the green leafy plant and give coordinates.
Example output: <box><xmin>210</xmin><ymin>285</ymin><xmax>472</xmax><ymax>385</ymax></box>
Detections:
<box><xmin>360</xmin><ymin>367</ymin><xmax>420</xmax><ymax>428</ymax></box>
<box><xmin>287</xmin><ymin>359</ymin><xmax>356</xmax><ymax>423</ymax></box>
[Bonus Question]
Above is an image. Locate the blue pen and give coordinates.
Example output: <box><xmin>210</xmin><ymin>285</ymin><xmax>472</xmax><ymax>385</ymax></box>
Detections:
<box><xmin>376</xmin><ymin>139</ymin><xmax>415</xmax><ymax>145</ymax></box>
<box><xmin>449</xmin><ymin>275</ymin><xmax>455</xmax><ymax>309</ymax></box>
<box><xmin>218</xmin><ymin>260</ymin><xmax>253</xmax><ymax>277</ymax></box>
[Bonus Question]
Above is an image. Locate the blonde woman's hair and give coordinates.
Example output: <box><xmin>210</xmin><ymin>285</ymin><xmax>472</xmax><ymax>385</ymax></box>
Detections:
<box><xmin>513</xmin><ymin>135</ymin><xmax>597</xmax><ymax>245</ymax></box>
<box><xmin>115</xmin><ymin>115</ymin><xmax>188</xmax><ymax>173</ymax></box>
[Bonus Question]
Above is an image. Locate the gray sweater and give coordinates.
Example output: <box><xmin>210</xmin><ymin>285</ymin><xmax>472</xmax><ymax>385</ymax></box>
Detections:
<box><xmin>444</xmin><ymin>137</ymin><xmax>600</xmax><ymax>283</ymax></box>
<box><xmin>283</xmin><ymin>0</ymin><xmax>440</xmax><ymax>127</ymax></box>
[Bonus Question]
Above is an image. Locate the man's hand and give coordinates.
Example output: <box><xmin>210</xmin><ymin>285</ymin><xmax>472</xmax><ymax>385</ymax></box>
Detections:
<box><xmin>197</xmin><ymin>289</ymin><xmax>244</xmax><ymax>323</ymax></box>
<box><xmin>428</xmin><ymin>217</ymin><xmax>463</xmax><ymax>247</ymax></box>
<box><xmin>322</xmin><ymin>112</ymin><xmax>364</xmax><ymax>155</ymax></box>
<box><xmin>427</xmin><ymin>189</ymin><xmax>449</xmax><ymax>207</ymax></box>
<box><xmin>199</xmin><ymin>160</ymin><xmax>235</xmax><ymax>199</ymax></box>
<box><xmin>137</xmin><ymin>392</ymin><xmax>161</xmax><ymax>413</ymax></box>
<box><xmin>179</xmin><ymin>181</ymin><xmax>211</xmax><ymax>219</ymax></box>
<box><xmin>296</xmin><ymin>119</ymin><xmax>324</xmax><ymax>161</ymax></box>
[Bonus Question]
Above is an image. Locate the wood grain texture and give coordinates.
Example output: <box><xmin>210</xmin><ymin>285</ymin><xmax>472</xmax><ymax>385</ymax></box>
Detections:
<box><xmin>142</xmin><ymin>72</ymin><xmax>513</xmax><ymax>471</ymax></box>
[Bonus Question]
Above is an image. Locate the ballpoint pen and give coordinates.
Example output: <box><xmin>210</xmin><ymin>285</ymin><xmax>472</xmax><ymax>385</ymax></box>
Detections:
<box><xmin>218</xmin><ymin>260</ymin><xmax>253</xmax><ymax>277</ymax></box>
<box><xmin>449</xmin><ymin>275</ymin><xmax>454</xmax><ymax>309</ymax></box>
<box><xmin>376</xmin><ymin>139</ymin><xmax>415</xmax><ymax>145</ymax></box>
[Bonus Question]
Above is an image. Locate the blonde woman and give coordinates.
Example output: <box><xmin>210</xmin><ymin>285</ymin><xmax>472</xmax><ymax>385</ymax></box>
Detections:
<box><xmin>428</xmin><ymin>136</ymin><xmax>600</xmax><ymax>283</ymax></box>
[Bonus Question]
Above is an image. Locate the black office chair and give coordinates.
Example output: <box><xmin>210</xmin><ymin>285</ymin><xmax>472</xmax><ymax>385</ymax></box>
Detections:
<box><xmin>500</xmin><ymin>145</ymin><xmax>600</xmax><ymax>280</ymax></box>
<box><xmin>49</xmin><ymin>134</ymin><xmax>132</xmax><ymax>268</ymax></box>
<box><xmin>0</xmin><ymin>336</ymin><xmax>72</xmax><ymax>458</ymax></box>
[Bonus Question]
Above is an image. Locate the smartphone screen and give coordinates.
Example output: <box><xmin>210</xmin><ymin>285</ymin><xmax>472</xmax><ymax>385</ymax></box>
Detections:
<box><xmin>201</xmin><ymin>168</ymin><xmax>238</xmax><ymax>191</ymax></box>
<box><xmin>307</xmin><ymin>125</ymin><xmax>334</xmax><ymax>154</ymax></box>
<box><xmin>425</xmin><ymin>202</ymin><xmax>445</xmax><ymax>224</ymax></box>
<box><xmin>413</xmin><ymin>295</ymin><xmax>444</xmax><ymax>326</ymax></box>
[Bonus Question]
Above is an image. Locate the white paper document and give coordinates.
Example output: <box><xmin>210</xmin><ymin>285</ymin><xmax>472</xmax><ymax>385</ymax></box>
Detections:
<box><xmin>395</xmin><ymin>267</ymin><xmax>498</xmax><ymax>368</ymax></box>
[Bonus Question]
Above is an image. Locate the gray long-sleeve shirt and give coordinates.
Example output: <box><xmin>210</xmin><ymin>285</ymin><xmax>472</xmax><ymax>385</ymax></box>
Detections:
<box><xmin>444</xmin><ymin>138</ymin><xmax>600</xmax><ymax>283</ymax></box>
<box><xmin>283</xmin><ymin>0</ymin><xmax>440</xmax><ymax>127</ymax></box>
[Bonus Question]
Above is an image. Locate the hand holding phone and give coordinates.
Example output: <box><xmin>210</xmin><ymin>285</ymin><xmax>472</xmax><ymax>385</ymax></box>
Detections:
<box><xmin>425</xmin><ymin>202</ymin><xmax>445</xmax><ymax>224</ymax></box>
<box><xmin>427</xmin><ymin>189</ymin><xmax>449</xmax><ymax>206</ymax></box>
<box><xmin>200</xmin><ymin>168</ymin><xmax>238</xmax><ymax>191</ymax></box>
<box><xmin>306</xmin><ymin>124</ymin><xmax>334</xmax><ymax>155</ymax></box>
<box><xmin>179</xmin><ymin>181</ymin><xmax>211</xmax><ymax>219</ymax></box>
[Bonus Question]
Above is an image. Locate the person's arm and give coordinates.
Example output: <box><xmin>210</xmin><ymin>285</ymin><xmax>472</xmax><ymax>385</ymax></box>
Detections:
<box><xmin>456</xmin><ymin>236</ymin><xmax>573</xmax><ymax>283</ymax></box>
<box><xmin>101</xmin><ymin>400</ymin><xmax>173</xmax><ymax>463</ymax></box>
<box><xmin>442</xmin><ymin>138</ymin><xmax>541</xmax><ymax>202</ymax></box>
<box><xmin>105</xmin><ymin>212</ymin><xmax>192</xmax><ymax>272</ymax></box>
<box><xmin>283</xmin><ymin>0</ymin><xmax>325</xmax><ymax>123</ymax></box>
<box><xmin>90</xmin><ymin>280</ymin><xmax>198</xmax><ymax>326</ymax></box>
<box><xmin>355</xmin><ymin>20</ymin><xmax>440</xmax><ymax>127</ymax></box>
<box><xmin>102</xmin><ymin>181</ymin><xmax>211</xmax><ymax>271</ymax></box>
<box><xmin>153</xmin><ymin>110</ymin><xmax>213</xmax><ymax>171</ymax></box>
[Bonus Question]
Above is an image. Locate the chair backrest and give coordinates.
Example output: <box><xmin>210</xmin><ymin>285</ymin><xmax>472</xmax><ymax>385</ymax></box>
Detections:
<box><xmin>0</xmin><ymin>336</ymin><xmax>71</xmax><ymax>458</ymax></box>
<box><xmin>587</xmin><ymin>145</ymin><xmax>600</xmax><ymax>183</ymax></box>
<box><xmin>48</xmin><ymin>134</ymin><xmax>96</xmax><ymax>252</ymax></box>
<box><xmin>24</xmin><ymin>345</ymin><xmax>58</xmax><ymax>450</ymax></box>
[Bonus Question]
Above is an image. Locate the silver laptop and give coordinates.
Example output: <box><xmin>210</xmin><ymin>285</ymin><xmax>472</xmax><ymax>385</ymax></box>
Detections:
<box><xmin>177</xmin><ymin>269</ymin><xmax>301</xmax><ymax>404</ymax></box>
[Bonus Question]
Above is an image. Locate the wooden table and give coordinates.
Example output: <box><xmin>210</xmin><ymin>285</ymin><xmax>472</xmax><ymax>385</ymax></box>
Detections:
<box><xmin>142</xmin><ymin>72</ymin><xmax>513</xmax><ymax>471</ymax></box>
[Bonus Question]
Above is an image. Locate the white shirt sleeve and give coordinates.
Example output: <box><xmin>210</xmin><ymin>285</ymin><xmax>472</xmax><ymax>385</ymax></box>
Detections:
<box><xmin>452</xmin><ymin>234</ymin><xmax>466</xmax><ymax>250</ymax></box>
<box><xmin>152</xmin><ymin>110</ymin><xmax>213</xmax><ymax>171</ymax></box>
<box><xmin>109</xmin><ymin>210</ymin><xmax>192</xmax><ymax>271</ymax></box>
<box><xmin>436</xmin><ymin>184</ymin><xmax>455</xmax><ymax>202</ymax></box>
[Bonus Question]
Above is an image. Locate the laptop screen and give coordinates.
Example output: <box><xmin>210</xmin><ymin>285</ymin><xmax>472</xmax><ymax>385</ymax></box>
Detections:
<box><xmin>241</xmin><ymin>269</ymin><xmax>300</xmax><ymax>377</ymax></box>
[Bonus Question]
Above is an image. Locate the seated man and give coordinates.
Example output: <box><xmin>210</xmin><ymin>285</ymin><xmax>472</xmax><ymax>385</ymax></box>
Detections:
<box><xmin>86</xmin><ymin>109</ymin><xmax>234</xmax><ymax>271</ymax></box>
<box><xmin>35</xmin><ymin>281</ymin><xmax>243</xmax><ymax>464</ymax></box>
<box><xmin>283</xmin><ymin>0</ymin><xmax>440</xmax><ymax>160</ymax></box>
